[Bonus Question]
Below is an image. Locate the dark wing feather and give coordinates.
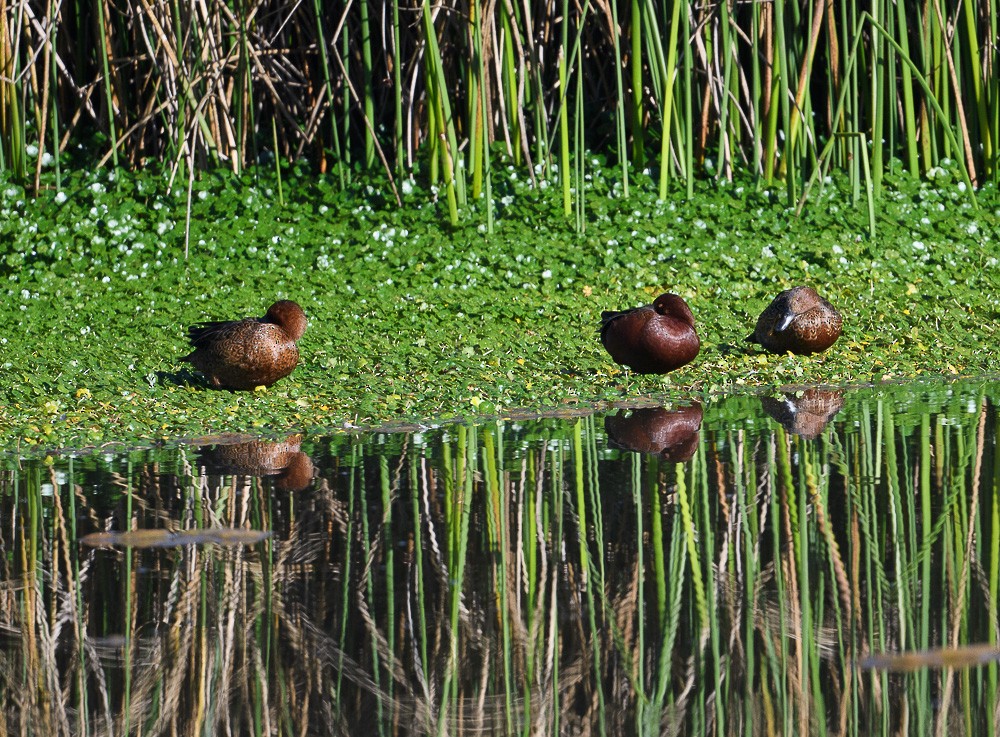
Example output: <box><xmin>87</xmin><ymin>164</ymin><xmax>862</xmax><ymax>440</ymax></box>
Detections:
<box><xmin>186</xmin><ymin>318</ymin><xmax>256</xmax><ymax>350</ymax></box>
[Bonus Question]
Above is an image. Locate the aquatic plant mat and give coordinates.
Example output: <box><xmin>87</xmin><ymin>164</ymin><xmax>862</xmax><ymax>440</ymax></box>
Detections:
<box><xmin>1</xmin><ymin>378</ymin><xmax>999</xmax><ymax>734</ymax></box>
<box><xmin>3</xmin><ymin>168</ymin><xmax>1000</xmax><ymax>452</ymax></box>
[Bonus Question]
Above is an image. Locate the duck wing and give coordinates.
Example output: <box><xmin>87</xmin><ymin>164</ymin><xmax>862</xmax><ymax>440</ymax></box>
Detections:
<box><xmin>186</xmin><ymin>318</ymin><xmax>254</xmax><ymax>349</ymax></box>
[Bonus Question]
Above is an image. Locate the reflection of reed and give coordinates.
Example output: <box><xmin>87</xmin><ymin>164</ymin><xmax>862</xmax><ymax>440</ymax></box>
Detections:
<box><xmin>0</xmin><ymin>386</ymin><xmax>998</xmax><ymax>734</ymax></box>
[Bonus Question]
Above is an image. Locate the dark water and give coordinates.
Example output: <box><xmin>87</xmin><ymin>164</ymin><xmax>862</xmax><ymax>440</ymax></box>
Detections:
<box><xmin>3</xmin><ymin>378</ymin><xmax>1000</xmax><ymax>735</ymax></box>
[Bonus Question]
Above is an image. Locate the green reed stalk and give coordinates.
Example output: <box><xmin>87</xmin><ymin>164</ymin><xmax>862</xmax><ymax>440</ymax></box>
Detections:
<box><xmin>498</xmin><ymin>7</ymin><xmax>521</xmax><ymax>165</ymax></box>
<box><xmin>717</xmin><ymin>0</ymin><xmax>735</xmax><ymax>179</ymax></box>
<box><xmin>629</xmin><ymin>0</ymin><xmax>643</xmax><ymax>170</ymax></box>
<box><xmin>989</xmin><ymin>434</ymin><xmax>1000</xmax><ymax>720</ymax></box>
<box><xmin>379</xmin><ymin>456</ymin><xmax>395</xmax><ymax>701</ymax></box>
<box><xmin>472</xmin><ymin>0</ymin><xmax>494</xmax><ymax>231</ymax></box>
<box><xmin>482</xmin><ymin>428</ymin><xmax>514</xmax><ymax>732</ymax></box>
<box><xmin>919</xmin><ymin>414</ymin><xmax>932</xmax><ymax>664</ymax></box>
<box><xmin>960</xmin><ymin>0</ymin><xmax>990</xmax><ymax>179</ymax></box>
<box><xmin>773</xmin><ymin>0</ymin><xmax>795</xmax><ymax>200</ymax></box>
<box><xmin>894</xmin><ymin>0</ymin><xmax>919</xmax><ymax>176</ymax></box>
<box><xmin>655</xmin><ymin>0</ymin><xmax>682</xmax><ymax>197</ymax></box>
<box><xmin>862</xmin><ymin>13</ymin><xmax>977</xmax><ymax>203</ymax></box>
<box><xmin>644</xmin><ymin>455</ymin><xmax>664</xmax><ymax>630</ymax></box>
<box><xmin>763</xmin><ymin>24</ymin><xmax>780</xmax><ymax>183</ymax></box>
<box><xmin>633</xmin><ymin>454</ymin><xmax>648</xmax><ymax>706</ymax></box>
<box><xmin>682</xmin><ymin>13</ymin><xmax>693</xmax><ymax>197</ymax></box>
<box><xmin>359</xmin><ymin>0</ymin><xmax>375</xmax><ymax>169</ymax></box>
<box><xmin>572</xmin><ymin>419</ymin><xmax>607</xmax><ymax>736</ymax></box>
<box><xmin>660</xmin><ymin>503</ymin><xmax>685</xmax><ymax>703</ymax></box>
<box><xmin>333</xmin><ymin>444</ymin><xmax>359</xmax><ymax>699</ymax></box>
<box><xmin>271</xmin><ymin>117</ymin><xmax>284</xmax><ymax>205</ymax></box>
<box><xmin>410</xmin><ymin>450</ymin><xmax>430</xmax><ymax>700</ymax></box>
<box><xmin>312</xmin><ymin>0</ymin><xmax>346</xmax><ymax>187</ymax></box>
<box><xmin>870</xmin><ymin>0</ymin><xmax>884</xmax><ymax>195</ymax></box>
<box><xmin>573</xmin><ymin>48</ymin><xmax>585</xmax><ymax>233</ymax></box>
<box><xmin>67</xmin><ymin>459</ymin><xmax>88</xmax><ymax>732</ymax></box>
<box><xmin>557</xmin><ymin>0</ymin><xmax>571</xmax><ymax>216</ymax></box>
<box><xmin>0</xmin><ymin>6</ymin><xmax>22</xmax><ymax>176</ymax></box>
<box><xmin>798</xmin><ymin>443</ymin><xmax>825</xmax><ymax>735</ymax></box>
<box><xmin>469</xmin><ymin>0</ymin><xmax>484</xmax><ymax>201</ymax></box>
<box><xmin>769</xmin><ymin>436</ymin><xmax>792</xmax><ymax>730</ymax></box>
<box><xmin>356</xmin><ymin>457</ymin><xmax>385</xmax><ymax>731</ymax></box>
<box><xmin>391</xmin><ymin>0</ymin><xmax>404</xmax><ymax>176</ymax></box>
<box><xmin>440</xmin><ymin>425</ymin><xmax>474</xmax><ymax>730</ymax></box>
<box><xmin>675</xmin><ymin>460</ymin><xmax>706</xmax><ymax>631</ymax></box>
<box><xmin>95</xmin><ymin>0</ymin><xmax>120</xmax><ymax>173</ymax></box>
<box><xmin>735</xmin><ymin>434</ymin><xmax>759</xmax><ymax>731</ymax></box>
<box><xmin>124</xmin><ymin>459</ymin><xmax>133</xmax><ymax>735</ymax></box>
<box><xmin>33</xmin><ymin>0</ymin><xmax>53</xmax><ymax>193</ymax></box>
<box><xmin>607</xmin><ymin>0</ymin><xmax>629</xmax><ymax>196</ymax></box>
<box><xmin>421</xmin><ymin>0</ymin><xmax>461</xmax><ymax>223</ymax></box>
<box><xmin>340</xmin><ymin>29</ymin><xmax>352</xmax><ymax>179</ymax></box>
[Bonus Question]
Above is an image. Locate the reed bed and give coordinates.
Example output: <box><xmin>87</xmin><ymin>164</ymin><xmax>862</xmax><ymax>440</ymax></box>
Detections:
<box><xmin>1</xmin><ymin>0</ymin><xmax>997</xmax><ymax>212</ymax></box>
<box><xmin>0</xmin><ymin>381</ymin><xmax>999</xmax><ymax>734</ymax></box>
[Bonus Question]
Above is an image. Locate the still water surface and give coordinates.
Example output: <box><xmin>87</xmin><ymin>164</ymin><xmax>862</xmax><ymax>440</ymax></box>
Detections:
<box><xmin>2</xmin><ymin>378</ymin><xmax>1000</xmax><ymax>735</ymax></box>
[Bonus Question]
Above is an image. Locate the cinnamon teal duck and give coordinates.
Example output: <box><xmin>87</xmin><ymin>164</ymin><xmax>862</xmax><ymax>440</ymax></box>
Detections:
<box><xmin>182</xmin><ymin>300</ymin><xmax>307</xmax><ymax>390</ymax></box>
<box><xmin>600</xmin><ymin>293</ymin><xmax>700</xmax><ymax>374</ymax></box>
<box><xmin>747</xmin><ymin>287</ymin><xmax>842</xmax><ymax>355</ymax></box>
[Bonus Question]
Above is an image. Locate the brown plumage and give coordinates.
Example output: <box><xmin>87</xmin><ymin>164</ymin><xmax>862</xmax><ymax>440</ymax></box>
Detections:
<box><xmin>747</xmin><ymin>287</ymin><xmax>842</xmax><ymax>355</ymax></box>
<box><xmin>600</xmin><ymin>293</ymin><xmax>700</xmax><ymax>374</ymax></box>
<box><xmin>604</xmin><ymin>403</ymin><xmax>703</xmax><ymax>462</ymax></box>
<box><xmin>182</xmin><ymin>300</ymin><xmax>307</xmax><ymax>390</ymax></box>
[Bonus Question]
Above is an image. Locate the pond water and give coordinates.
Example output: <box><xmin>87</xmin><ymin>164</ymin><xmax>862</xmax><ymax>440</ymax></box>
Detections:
<box><xmin>3</xmin><ymin>378</ymin><xmax>1000</xmax><ymax>735</ymax></box>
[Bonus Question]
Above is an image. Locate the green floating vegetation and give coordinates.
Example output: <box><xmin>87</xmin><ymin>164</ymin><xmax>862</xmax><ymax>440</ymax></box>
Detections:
<box><xmin>1</xmin><ymin>162</ymin><xmax>1000</xmax><ymax>453</ymax></box>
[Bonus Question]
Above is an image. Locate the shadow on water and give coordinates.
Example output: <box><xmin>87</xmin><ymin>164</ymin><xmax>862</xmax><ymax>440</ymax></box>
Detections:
<box><xmin>2</xmin><ymin>378</ymin><xmax>1000</xmax><ymax>734</ymax></box>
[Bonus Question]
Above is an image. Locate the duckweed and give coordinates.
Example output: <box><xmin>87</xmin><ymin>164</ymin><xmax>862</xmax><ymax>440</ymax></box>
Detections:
<box><xmin>2</xmin><ymin>162</ymin><xmax>999</xmax><ymax>454</ymax></box>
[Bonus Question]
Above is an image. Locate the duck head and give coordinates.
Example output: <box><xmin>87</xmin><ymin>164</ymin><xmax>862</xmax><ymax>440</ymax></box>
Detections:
<box><xmin>265</xmin><ymin>300</ymin><xmax>308</xmax><ymax>341</ymax></box>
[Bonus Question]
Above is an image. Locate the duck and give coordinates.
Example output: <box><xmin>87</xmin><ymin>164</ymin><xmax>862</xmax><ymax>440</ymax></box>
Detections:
<box><xmin>747</xmin><ymin>286</ymin><xmax>842</xmax><ymax>355</ymax></box>
<box><xmin>182</xmin><ymin>300</ymin><xmax>307</xmax><ymax>390</ymax></box>
<box><xmin>600</xmin><ymin>293</ymin><xmax>700</xmax><ymax>374</ymax></box>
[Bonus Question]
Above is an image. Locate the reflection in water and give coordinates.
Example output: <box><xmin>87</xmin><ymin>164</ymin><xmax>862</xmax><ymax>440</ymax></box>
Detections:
<box><xmin>759</xmin><ymin>387</ymin><xmax>845</xmax><ymax>438</ymax></box>
<box><xmin>194</xmin><ymin>433</ymin><xmax>315</xmax><ymax>491</ymax></box>
<box><xmin>0</xmin><ymin>380</ymin><xmax>998</xmax><ymax>735</ymax></box>
<box><xmin>80</xmin><ymin>527</ymin><xmax>273</xmax><ymax>548</ymax></box>
<box><xmin>604</xmin><ymin>402</ymin><xmax>703</xmax><ymax>461</ymax></box>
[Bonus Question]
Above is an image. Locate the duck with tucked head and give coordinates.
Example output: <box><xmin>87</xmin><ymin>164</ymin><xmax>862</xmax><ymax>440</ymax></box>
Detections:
<box><xmin>182</xmin><ymin>300</ymin><xmax>308</xmax><ymax>390</ymax></box>
<box><xmin>747</xmin><ymin>286</ymin><xmax>842</xmax><ymax>355</ymax></box>
<box><xmin>600</xmin><ymin>293</ymin><xmax>700</xmax><ymax>374</ymax></box>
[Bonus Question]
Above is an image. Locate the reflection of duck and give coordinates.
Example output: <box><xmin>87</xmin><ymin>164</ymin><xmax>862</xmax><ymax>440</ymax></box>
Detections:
<box><xmin>604</xmin><ymin>403</ymin><xmax>703</xmax><ymax>462</ymax></box>
<box><xmin>182</xmin><ymin>300</ymin><xmax>307</xmax><ymax>390</ymax></box>
<box><xmin>760</xmin><ymin>388</ymin><xmax>844</xmax><ymax>439</ymax></box>
<box><xmin>196</xmin><ymin>434</ymin><xmax>314</xmax><ymax>491</ymax></box>
<box><xmin>600</xmin><ymin>293</ymin><xmax>700</xmax><ymax>374</ymax></box>
<box><xmin>747</xmin><ymin>287</ymin><xmax>842</xmax><ymax>355</ymax></box>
